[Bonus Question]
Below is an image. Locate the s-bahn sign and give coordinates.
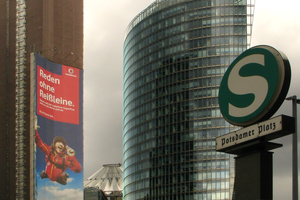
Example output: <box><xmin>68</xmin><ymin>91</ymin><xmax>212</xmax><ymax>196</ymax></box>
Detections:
<box><xmin>219</xmin><ymin>45</ymin><xmax>291</xmax><ymax>127</ymax></box>
<box><xmin>216</xmin><ymin>115</ymin><xmax>295</xmax><ymax>152</ymax></box>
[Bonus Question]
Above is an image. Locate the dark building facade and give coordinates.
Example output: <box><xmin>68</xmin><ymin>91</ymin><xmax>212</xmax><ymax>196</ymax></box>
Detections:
<box><xmin>0</xmin><ymin>0</ymin><xmax>83</xmax><ymax>199</ymax></box>
<box><xmin>123</xmin><ymin>0</ymin><xmax>255</xmax><ymax>199</ymax></box>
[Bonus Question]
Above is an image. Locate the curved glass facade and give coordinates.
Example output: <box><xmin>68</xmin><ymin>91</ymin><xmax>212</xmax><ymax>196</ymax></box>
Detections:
<box><xmin>123</xmin><ymin>0</ymin><xmax>255</xmax><ymax>199</ymax></box>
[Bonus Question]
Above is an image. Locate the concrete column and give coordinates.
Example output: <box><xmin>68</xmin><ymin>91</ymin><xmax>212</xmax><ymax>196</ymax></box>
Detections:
<box><xmin>234</xmin><ymin>150</ymin><xmax>273</xmax><ymax>200</ymax></box>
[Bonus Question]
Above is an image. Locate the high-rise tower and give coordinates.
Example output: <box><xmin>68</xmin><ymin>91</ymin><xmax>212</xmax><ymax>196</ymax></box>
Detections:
<box><xmin>0</xmin><ymin>1</ymin><xmax>83</xmax><ymax>199</ymax></box>
<box><xmin>123</xmin><ymin>0</ymin><xmax>255</xmax><ymax>199</ymax></box>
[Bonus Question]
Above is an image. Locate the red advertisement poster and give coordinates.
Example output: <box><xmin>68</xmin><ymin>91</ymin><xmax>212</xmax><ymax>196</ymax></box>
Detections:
<box><xmin>35</xmin><ymin>53</ymin><xmax>83</xmax><ymax>200</ymax></box>
<box><xmin>37</xmin><ymin>65</ymin><xmax>80</xmax><ymax>124</ymax></box>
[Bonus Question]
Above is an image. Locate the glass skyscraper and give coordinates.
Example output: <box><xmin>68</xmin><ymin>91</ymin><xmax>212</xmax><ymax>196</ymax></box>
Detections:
<box><xmin>123</xmin><ymin>0</ymin><xmax>255</xmax><ymax>199</ymax></box>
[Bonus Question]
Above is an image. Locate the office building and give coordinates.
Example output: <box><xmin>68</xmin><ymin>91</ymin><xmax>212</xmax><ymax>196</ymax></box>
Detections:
<box><xmin>123</xmin><ymin>0</ymin><xmax>255</xmax><ymax>199</ymax></box>
<box><xmin>84</xmin><ymin>187</ymin><xmax>109</xmax><ymax>200</ymax></box>
<box><xmin>0</xmin><ymin>0</ymin><xmax>83</xmax><ymax>199</ymax></box>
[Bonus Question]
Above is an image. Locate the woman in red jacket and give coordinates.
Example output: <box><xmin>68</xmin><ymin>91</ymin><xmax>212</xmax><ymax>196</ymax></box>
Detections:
<box><xmin>35</xmin><ymin>130</ymin><xmax>82</xmax><ymax>185</ymax></box>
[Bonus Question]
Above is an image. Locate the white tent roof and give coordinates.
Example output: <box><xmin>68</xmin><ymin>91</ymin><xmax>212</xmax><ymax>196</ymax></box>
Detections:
<box><xmin>84</xmin><ymin>163</ymin><xmax>123</xmax><ymax>193</ymax></box>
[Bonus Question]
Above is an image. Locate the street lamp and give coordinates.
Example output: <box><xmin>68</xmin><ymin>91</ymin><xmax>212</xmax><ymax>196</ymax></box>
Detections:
<box><xmin>73</xmin><ymin>55</ymin><xmax>83</xmax><ymax>62</ymax></box>
<box><xmin>53</xmin><ymin>50</ymin><xmax>62</xmax><ymax>59</ymax></box>
<box><xmin>286</xmin><ymin>95</ymin><xmax>300</xmax><ymax>200</ymax></box>
<box><xmin>63</xmin><ymin>52</ymin><xmax>74</xmax><ymax>60</ymax></box>
<box><xmin>37</xmin><ymin>47</ymin><xmax>56</xmax><ymax>54</ymax></box>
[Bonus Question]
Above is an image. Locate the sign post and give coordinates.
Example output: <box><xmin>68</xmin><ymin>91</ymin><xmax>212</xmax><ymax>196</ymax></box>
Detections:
<box><xmin>286</xmin><ymin>95</ymin><xmax>300</xmax><ymax>200</ymax></box>
<box><xmin>217</xmin><ymin>45</ymin><xmax>292</xmax><ymax>199</ymax></box>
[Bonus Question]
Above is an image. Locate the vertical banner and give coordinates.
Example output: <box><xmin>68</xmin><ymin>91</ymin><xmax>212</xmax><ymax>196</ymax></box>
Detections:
<box><xmin>35</xmin><ymin>53</ymin><xmax>83</xmax><ymax>200</ymax></box>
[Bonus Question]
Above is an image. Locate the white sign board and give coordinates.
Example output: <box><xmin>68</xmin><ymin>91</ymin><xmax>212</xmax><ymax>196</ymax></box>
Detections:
<box><xmin>216</xmin><ymin>115</ymin><xmax>285</xmax><ymax>151</ymax></box>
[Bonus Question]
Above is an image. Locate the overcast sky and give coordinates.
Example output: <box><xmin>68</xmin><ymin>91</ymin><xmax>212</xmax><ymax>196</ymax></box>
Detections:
<box><xmin>83</xmin><ymin>1</ymin><xmax>300</xmax><ymax>199</ymax></box>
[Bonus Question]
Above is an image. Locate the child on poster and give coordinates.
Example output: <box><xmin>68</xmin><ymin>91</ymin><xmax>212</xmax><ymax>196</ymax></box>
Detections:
<box><xmin>34</xmin><ymin>117</ymin><xmax>81</xmax><ymax>185</ymax></box>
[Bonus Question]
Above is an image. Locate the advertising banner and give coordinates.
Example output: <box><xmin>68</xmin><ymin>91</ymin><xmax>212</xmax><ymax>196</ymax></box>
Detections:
<box><xmin>35</xmin><ymin>53</ymin><xmax>83</xmax><ymax>200</ymax></box>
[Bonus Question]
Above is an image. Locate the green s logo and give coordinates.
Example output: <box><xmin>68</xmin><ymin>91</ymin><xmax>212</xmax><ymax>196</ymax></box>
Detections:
<box><xmin>219</xmin><ymin>45</ymin><xmax>291</xmax><ymax>127</ymax></box>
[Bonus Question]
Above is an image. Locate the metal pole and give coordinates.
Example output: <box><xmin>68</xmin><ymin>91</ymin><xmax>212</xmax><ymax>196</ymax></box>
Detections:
<box><xmin>292</xmin><ymin>95</ymin><xmax>298</xmax><ymax>200</ymax></box>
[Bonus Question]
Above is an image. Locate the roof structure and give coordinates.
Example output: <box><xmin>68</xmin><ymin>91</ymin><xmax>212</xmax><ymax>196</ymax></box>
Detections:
<box><xmin>84</xmin><ymin>163</ymin><xmax>123</xmax><ymax>195</ymax></box>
